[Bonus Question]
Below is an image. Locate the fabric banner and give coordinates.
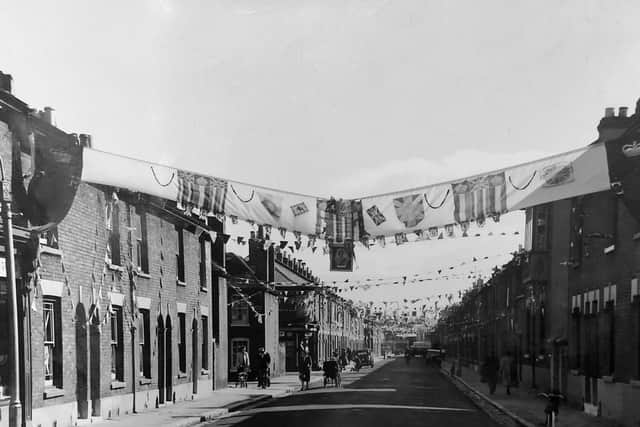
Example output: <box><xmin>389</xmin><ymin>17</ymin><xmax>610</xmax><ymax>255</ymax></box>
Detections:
<box><xmin>224</xmin><ymin>181</ymin><xmax>318</xmax><ymax>236</ymax></box>
<box><xmin>360</xmin><ymin>143</ymin><xmax>610</xmax><ymax>236</ymax></box>
<box><xmin>5</xmin><ymin>110</ymin><xmax>84</xmax><ymax>226</ymax></box>
<box><xmin>81</xmin><ymin>148</ymin><xmax>178</xmax><ymax>201</ymax></box>
<box><xmin>81</xmin><ymin>142</ymin><xmax>611</xmax><ymax>239</ymax></box>
<box><xmin>316</xmin><ymin>198</ymin><xmax>364</xmax><ymax>242</ymax></box>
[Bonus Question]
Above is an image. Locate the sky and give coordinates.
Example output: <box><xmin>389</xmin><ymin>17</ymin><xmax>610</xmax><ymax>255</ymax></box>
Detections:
<box><xmin>3</xmin><ymin>0</ymin><xmax>640</xmax><ymax>308</ymax></box>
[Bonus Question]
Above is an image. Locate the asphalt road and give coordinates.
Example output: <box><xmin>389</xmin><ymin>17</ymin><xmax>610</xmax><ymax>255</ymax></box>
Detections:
<box><xmin>206</xmin><ymin>358</ymin><xmax>501</xmax><ymax>427</ymax></box>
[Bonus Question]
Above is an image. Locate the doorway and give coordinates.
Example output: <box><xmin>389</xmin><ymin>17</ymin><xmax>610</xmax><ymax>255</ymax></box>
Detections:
<box><xmin>165</xmin><ymin>315</ymin><xmax>173</xmax><ymax>403</ymax></box>
<box><xmin>157</xmin><ymin>315</ymin><xmax>165</xmax><ymax>405</ymax></box>
<box><xmin>89</xmin><ymin>305</ymin><xmax>101</xmax><ymax>416</ymax></box>
<box><xmin>75</xmin><ymin>304</ymin><xmax>89</xmax><ymax>420</ymax></box>
<box><xmin>192</xmin><ymin>319</ymin><xmax>198</xmax><ymax>394</ymax></box>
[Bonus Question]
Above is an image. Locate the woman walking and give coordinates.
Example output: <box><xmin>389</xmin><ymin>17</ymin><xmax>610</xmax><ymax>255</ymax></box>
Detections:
<box><xmin>299</xmin><ymin>350</ymin><xmax>313</xmax><ymax>391</ymax></box>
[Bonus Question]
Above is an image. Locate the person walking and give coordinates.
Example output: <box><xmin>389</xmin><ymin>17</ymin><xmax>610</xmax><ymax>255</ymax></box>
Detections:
<box><xmin>484</xmin><ymin>352</ymin><xmax>500</xmax><ymax>395</ymax></box>
<box><xmin>499</xmin><ymin>351</ymin><xmax>515</xmax><ymax>395</ymax></box>
<box><xmin>256</xmin><ymin>347</ymin><xmax>271</xmax><ymax>389</ymax></box>
<box><xmin>236</xmin><ymin>346</ymin><xmax>250</xmax><ymax>387</ymax></box>
<box><xmin>299</xmin><ymin>351</ymin><xmax>312</xmax><ymax>391</ymax></box>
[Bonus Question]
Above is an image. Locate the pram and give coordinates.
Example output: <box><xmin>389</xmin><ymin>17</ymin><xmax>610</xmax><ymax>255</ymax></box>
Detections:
<box><xmin>322</xmin><ymin>360</ymin><xmax>341</xmax><ymax>387</ymax></box>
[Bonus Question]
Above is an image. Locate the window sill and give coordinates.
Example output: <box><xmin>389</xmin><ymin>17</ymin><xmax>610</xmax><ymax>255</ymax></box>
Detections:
<box><xmin>633</xmin><ymin>232</ymin><xmax>640</xmax><ymax>241</ymax></box>
<box><xmin>177</xmin><ymin>280</ymin><xmax>187</xmax><ymax>287</ymax></box>
<box><xmin>136</xmin><ymin>271</ymin><xmax>151</xmax><ymax>279</ymax></box>
<box><xmin>569</xmin><ymin>369</ymin><xmax>581</xmax><ymax>376</ymax></box>
<box><xmin>139</xmin><ymin>377</ymin><xmax>152</xmax><ymax>385</ymax></box>
<box><xmin>110</xmin><ymin>381</ymin><xmax>126</xmax><ymax>390</ymax></box>
<box><xmin>630</xmin><ymin>380</ymin><xmax>640</xmax><ymax>389</ymax></box>
<box><xmin>602</xmin><ymin>375</ymin><xmax>614</xmax><ymax>383</ymax></box>
<box><xmin>200</xmin><ymin>286</ymin><xmax>208</xmax><ymax>293</ymax></box>
<box><xmin>40</xmin><ymin>246</ymin><xmax>63</xmax><ymax>257</ymax></box>
<box><xmin>44</xmin><ymin>387</ymin><xmax>65</xmax><ymax>399</ymax></box>
<box><xmin>177</xmin><ymin>372</ymin><xmax>187</xmax><ymax>379</ymax></box>
<box><xmin>108</xmin><ymin>264</ymin><xmax>125</xmax><ymax>272</ymax></box>
<box><xmin>200</xmin><ymin>369</ymin><xmax>209</xmax><ymax>376</ymax></box>
<box><xmin>604</xmin><ymin>245</ymin><xmax>615</xmax><ymax>255</ymax></box>
<box><xmin>230</xmin><ymin>323</ymin><xmax>251</xmax><ymax>327</ymax></box>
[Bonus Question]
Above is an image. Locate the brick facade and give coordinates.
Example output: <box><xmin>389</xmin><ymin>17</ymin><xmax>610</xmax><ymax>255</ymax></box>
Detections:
<box><xmin>0</xmin><ymin>84</ymin><xmax>229</xmax><ymax>427</ymax></box>
<box><xmin>436</xmin><ymin>105</ymin><xmax>640</xmax><ymax>426</ymax></box>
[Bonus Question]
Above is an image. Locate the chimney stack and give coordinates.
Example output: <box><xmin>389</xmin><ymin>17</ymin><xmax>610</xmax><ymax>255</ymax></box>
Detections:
<box><xmin>42</xmin><ymin>107</ymin><xmax>56</xmax><ymax>126</ymax></box>
<box><xmin>598</xmin><ymin>105</ymin><xmax>632</xmax><ymax>142</ymax></box>
<box><xmin>619</xmin><ymin>106</ymin><xmax>628</xmax><ymax>117</ymax></box>
<box><xmin>0</xmin><ymin>71</ymin><xmax>12</xmax><ymax>93</ymax></box>
<box><xmin>79</xmin><ymin>134</ymin><xmax>92</xmax><ymax>148</ymax></box>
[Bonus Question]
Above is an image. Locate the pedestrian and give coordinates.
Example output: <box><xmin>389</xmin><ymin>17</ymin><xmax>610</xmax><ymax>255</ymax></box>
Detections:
<box><xmin>238</xmin><ymin>346</ymin><xmax>249</xmax><ymax>373</ymax></box>
<box><xmin>484</xmin><ymin>352</ymin><xmax>499</xmax><ymax>395</ymax></box>
<box><xmin>499</xmin><ymin>351</ymin><xmax>515</xmax><ymax>395</ymax></box>
<box><xmin>299</xmin><ymin>351</ymin><xmax>312</xmax><ymax>391</ymax></box>
<box><xmin>339</xmin><ymin>349</ymin><xmax>348</xmax><ymax>371</ymax></box>
<box><xmin>256</xmin><ymin>346</ymin><xmax>271</xmax><ymax>389</ymax></box>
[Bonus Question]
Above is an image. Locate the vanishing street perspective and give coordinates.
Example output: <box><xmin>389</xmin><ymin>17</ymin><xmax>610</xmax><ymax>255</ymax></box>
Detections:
<box><xmin>1</xmin><ymin>2</ymin><xmax>640</xmax><ymax>427</ymax></box>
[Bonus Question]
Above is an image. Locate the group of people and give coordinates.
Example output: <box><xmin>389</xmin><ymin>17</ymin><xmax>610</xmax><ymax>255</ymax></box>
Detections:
<box><xmin>482</xmin><ymin>351</ymin><xmax>516</xmax><ymax>395</ymax></box>
<box><xmin>336</xmin><ymin>348</ymin><xmax>361</xmax><ymax>372</ymax></box>
<box><xmin>237</xmin><ymin>346</ymin><xmax>272</xmax><ymax>389</ymax></box>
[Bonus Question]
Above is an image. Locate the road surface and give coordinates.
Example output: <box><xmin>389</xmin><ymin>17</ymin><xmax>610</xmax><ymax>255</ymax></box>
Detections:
<box><xmin>205</xmin><ymin>358</ymin><xmax>501</xmax><ymax>427</ymax></box>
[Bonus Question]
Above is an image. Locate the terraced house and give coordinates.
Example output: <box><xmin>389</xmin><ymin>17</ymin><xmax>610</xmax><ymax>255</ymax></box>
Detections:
<box><xmin>435</xmin><ymin>102</ymin><xmax>640</xmax><ymax>427</ymax></box>
<box><xmin>0</xmin><ymin>72</ymin><xmax>229</xmax><ymax>427</ymax></box>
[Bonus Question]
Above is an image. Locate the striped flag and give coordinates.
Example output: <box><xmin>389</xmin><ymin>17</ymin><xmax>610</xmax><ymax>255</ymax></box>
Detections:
<box><xmin>452</xmin><ymin>172</ymin><xmax>507</xmax><ymax>223</ymax></box>
<box><xmin>177</xmin><ymin>171</ymin><xmax>228</xmax><ymax>215</ymax></box>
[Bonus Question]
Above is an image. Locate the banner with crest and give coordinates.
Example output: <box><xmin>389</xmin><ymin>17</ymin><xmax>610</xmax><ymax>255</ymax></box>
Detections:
<box><xmin>82</xmin><ymin>142</ymin><xmax>610</xmax><ymax>240</ymax></box>
<box><xmin>359</xmin><ymin>143</ymin><xmax>609</xmax><ymax>236</ymax></box>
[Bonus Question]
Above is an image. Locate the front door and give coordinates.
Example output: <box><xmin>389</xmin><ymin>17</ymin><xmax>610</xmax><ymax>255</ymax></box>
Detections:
<box><xmin>75</xmin><ymin>304</ymin><xmax>89</xmax><ymax>419</ymax></box>
<box><xmin>157</xmin><ymin>316</ymin><xmax>165</xmax><ymax>405</ymax></box>
<box><xmin>192</xmin><ymin>319</ymin><xmax>198</xmax><ymax>394</ymax></box>
<box><xmin>90</xmin><ymin>312</ymin><xmax>101</xmax><ymax>416</ymax></box>
<box><xmin>165</xmin><ymin>316</ymin><xmax>173</xmax><ymax>403</ymax></box>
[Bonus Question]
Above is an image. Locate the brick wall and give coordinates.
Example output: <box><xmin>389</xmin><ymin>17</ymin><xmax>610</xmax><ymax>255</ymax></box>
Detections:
<box><xmin>25</xmin><ymin>181</ymin><xmax>227</xmax><ymax>424</ymax></box>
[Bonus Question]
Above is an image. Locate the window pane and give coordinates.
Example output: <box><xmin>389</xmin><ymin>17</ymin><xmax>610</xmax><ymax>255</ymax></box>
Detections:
<box><xmin>43</xmin><ymin>302</ymin><xmax>54</xmax><ymax>343</ymax></box>
<box><xmin>111</xmin><ymin>313</ymin><xmax>117</xmax><ymax>343</ymax></box>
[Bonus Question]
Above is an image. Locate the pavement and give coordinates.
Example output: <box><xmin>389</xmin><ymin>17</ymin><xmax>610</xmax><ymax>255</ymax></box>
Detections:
<box><xmin>202</xmin><ymin>357</ymin><xmax>501</xmax><ymax>427</ymax></box>
<box><xmin>90</xmin><ymin>357</ymin><xmax>392</xmax><ymax>427</ymax></box>
<box><xmin>442</xmin><ymin>361</ymin><xmax>624</xmax><ymax>427</ymax></box>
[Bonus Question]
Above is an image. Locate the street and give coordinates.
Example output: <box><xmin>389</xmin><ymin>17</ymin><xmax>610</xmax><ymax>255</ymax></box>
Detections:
<box><xmin>206</xmin><ymin>358</ymin><xmax>500</xmax><ymax>427</ymax></box>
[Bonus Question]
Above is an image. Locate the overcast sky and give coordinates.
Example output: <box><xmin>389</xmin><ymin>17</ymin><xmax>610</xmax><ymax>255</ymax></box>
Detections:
<box><xmin>3</xmin><ymin>0</ymin><xmax>640</xmax><ymax>307</ymax></box>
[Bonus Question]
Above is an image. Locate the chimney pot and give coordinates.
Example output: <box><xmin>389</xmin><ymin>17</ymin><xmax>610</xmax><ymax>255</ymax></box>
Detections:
<box><xmin>619</xmin><ymin>106</ymin><xmax>628</xmax><ymax>117</ymax></box>
<box><xmin>604</xmin><ymin>107</ymin><xmax>615</xmax><ymax>118</ymax></box>
<box><xmin>0</xmin><ymin>72</ymin><xmax>13</xmax><ymax>93</ymax></box>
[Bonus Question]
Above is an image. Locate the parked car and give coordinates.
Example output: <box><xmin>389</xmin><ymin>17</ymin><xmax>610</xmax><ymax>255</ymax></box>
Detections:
<box><xmin>425</xmin><ymin>349</ymin><xmax>445</xmax><ymax>367</ymax></box>
<box><xmin>354</xmin><ymin>349</ymin><xmax>374</xmax><ymax>367</ymax></box>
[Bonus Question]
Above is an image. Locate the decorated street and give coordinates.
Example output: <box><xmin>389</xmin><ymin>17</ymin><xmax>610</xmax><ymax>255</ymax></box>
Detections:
<box><xmin>204</xmin><ymin>358</ymin><xmax>498</xmax><ymax>427</ymax></box>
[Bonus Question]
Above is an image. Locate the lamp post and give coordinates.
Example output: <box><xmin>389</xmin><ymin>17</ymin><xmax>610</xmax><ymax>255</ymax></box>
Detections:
<box><xmin>0</xmin><ymin>156</ymin><xmax>22</xmax><ymax>427</ymax></box>
<box><xmin>526</xmin><ymin>284</ymin><xmax>537</xmax><ymax>389</ymax></box>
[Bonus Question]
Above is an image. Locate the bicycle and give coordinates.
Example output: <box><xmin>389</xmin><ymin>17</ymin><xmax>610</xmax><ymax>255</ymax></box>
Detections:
<box><xmin>538</xmin><ymin>391</ymin><xmax>565</xmax><ymax>427</ymax></box>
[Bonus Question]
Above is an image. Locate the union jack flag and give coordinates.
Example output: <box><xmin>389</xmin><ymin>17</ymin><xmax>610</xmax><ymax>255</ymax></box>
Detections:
<box><xmin>177</xmin><ymin>171</ymin><xmax>228</xmax><ymax>215</ymax></box>
<box><xmin>452</xmin><ymin>172</ymin><xmax>506</xmax><ymax>223</ymax></box>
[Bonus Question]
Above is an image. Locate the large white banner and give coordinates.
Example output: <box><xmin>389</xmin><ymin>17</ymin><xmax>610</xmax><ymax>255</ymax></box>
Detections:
<box><xmin>81</xmin><ymin>143</ymin><xmax>610</xmax><ymax>238</ymax></box>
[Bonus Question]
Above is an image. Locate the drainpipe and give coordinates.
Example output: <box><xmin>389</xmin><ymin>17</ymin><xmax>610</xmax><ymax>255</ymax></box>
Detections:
<box><xmin>1</xmin><ymin>156</ymin><xmax>22</xmax><ymax>427</ymax></box>
<box><xmin>129</xmin><ymin>268</ymin><xmax>137</xmax><ymax>413</ymax></box>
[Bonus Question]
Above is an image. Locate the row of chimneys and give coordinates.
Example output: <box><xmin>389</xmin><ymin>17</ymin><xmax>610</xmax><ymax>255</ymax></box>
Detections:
<box><xmin>604</xmin><ymin>106</ymin><xmax>630</xmax><ymax>118</ymax></box>
<box><xmin>275</xmin><ymin>249</ymin><xmax>318</xmax><ymax>283</ymax></box>
<box><xmin>603</xmin><ymin>99</ymin><xmax>640</xmax><ymax>118</ymax></box>
<box><xmin>1</xmin><ymin>70</ymin><xmax>92</xmax><ymax>147</ymax></box>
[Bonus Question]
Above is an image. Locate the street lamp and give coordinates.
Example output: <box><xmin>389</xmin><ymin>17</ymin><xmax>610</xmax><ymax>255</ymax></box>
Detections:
<box><xmin>0</xmin><ymin>155</ymin><xmax>22</xmax><ymax>427</ymax></box>
<box><xmin>526</xmin><ymin>284</ymin><xmax>537</xmax><ymax>389</ymax></box>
